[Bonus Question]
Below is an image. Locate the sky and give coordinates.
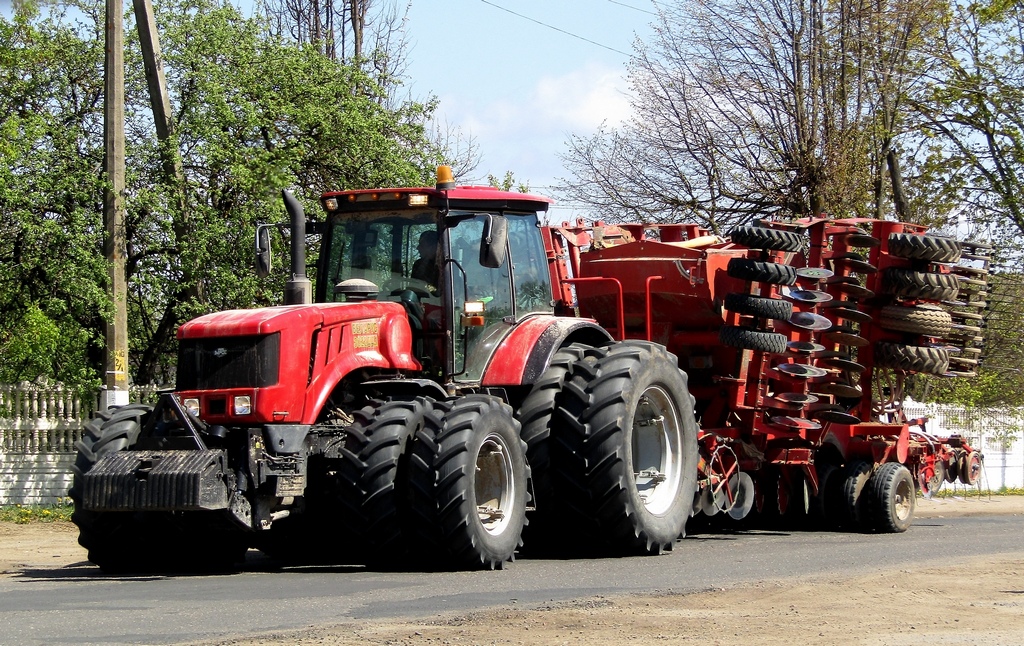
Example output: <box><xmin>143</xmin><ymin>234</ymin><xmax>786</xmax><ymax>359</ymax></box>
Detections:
<box><xmin>399</xmin><ymin>0</ymin><xmax>658</xmax><ymax>208</ymax></box>
<box><xmin>0</xmin><ymin>0</ymin><xmax>659</xmax><ymax>213</ymax></box>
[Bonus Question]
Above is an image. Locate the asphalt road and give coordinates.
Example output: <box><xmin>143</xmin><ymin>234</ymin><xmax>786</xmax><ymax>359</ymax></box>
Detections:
<box><xmin>2</xmin><ymin>513</ymin><xmax>1021</xmax><ymax>645</ymax></box>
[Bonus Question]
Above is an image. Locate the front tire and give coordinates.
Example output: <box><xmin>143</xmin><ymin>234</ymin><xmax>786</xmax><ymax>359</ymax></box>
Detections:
<box><xmin>553</xmin><ymin>342</ymin><xmax>699</xmax><ymax>554</ymax></box>
<box><xmin>425</xmin><ymin>395</ymin><xmax>530</xmax><ymax>569</ymax></box>
<box><xmin>70</xmin><ymin>404</ymin><xmax>247</xmax><ymax>573</ymax></box>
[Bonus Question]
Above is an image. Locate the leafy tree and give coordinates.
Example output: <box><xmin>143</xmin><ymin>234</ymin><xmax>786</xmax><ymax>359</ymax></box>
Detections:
<box><xmin>0</xmin><ymin>0</ymin><xmax>451</xmax><ymax>386</ymax></box>
<box><xmin>122</xmin><ymin>0</ymin><xmax>444</xmax><ymax>383</ymax></box>
<box><xmin>487</xmin><ymin>171</ymin><xmax>530</xmax><ymax>193</ymax></box>
<box><xmin>915</xmin><ymin>270</ymin><xmax>1024</xmax><ymax>407</ymax></box>
<box><xmin>912</xmin><ymin>1</ymin><xmax>1024</xmax><ymax>244</ymax></box>
<box><xmin>0</xmin><ymin>4</ymin><xmax>109</xmax><ymax>387</ymax></box>
<box><xmin>558</xmin><ymin>0</ymin><xmax>945</xmax><ymax>232</ymax></box>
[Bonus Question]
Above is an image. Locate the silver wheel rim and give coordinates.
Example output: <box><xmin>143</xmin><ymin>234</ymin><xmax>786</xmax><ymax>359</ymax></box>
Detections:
<box><xmin>894</xmin><ymin>474</ymin><xmax>914</xmax><ymax>521</ymax></box>
<box><xmin>475</xmin><ymin>432</ymin><xmax>515</xmax><ymax>536</ymax></box>
<box><xmin>632</xmin><ymin>385</ymin><xmax>684</xmax><ymax>515</ymax></box>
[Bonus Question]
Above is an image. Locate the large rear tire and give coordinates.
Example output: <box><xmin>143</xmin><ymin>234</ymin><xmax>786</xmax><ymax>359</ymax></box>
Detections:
<box><xmin>516</xmin><ymin>342</ymin><xmax>604</xmax><ymax>544</ymax></box>
<box><xmin>864</xmin><ymin>462</ymin><xmax>916</xmax><ymax>533</ymax></box>
<box><xmin>70</xmin><ymin>404</ymin><xmax>247</xmax><ymax>573</ymax></box>
<box><xmin>552</xmin><ymin>342</ymin><xmax>699</xmax><ymax>554</ymax></box>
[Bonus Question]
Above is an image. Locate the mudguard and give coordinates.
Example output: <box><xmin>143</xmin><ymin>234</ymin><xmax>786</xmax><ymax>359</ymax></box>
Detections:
<box><xmin>481</xmin><ymin>316</ymin><xmax>612</xmax><ymax>387</ymax></box>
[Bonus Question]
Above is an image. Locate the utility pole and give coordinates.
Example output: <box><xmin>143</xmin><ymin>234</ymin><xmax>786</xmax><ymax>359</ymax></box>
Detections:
<box><xmin>133</xmin><ymin>0</ymin><xmax>183</xmax><ymax>183</ymax></box>
<box><xmin>102</xmin><ymin>0</ymin><xmax>129</xmax><ymax>409</ymax></box>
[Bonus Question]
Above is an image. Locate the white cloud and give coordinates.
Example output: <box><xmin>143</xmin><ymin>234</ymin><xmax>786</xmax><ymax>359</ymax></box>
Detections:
<box><xmin>432</xmin><ymin>63</ymin><xmax>634</xmax><ymax>188</ymax></box>
<box><xmin>532</xmin><ymin>63</ymin><xmax>633</xmax><ymax>130</ymax></box>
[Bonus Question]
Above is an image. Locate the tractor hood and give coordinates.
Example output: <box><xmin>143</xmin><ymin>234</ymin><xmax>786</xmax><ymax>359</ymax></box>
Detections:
<box><xmin>177</xmin><ymin>302</ymin><xmax>406</xmax><ymax>339</ymax></box>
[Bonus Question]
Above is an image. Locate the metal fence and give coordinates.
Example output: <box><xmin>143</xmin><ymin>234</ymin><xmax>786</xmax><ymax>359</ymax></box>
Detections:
<box><xmin>903</xmin><ymin>400</ymin><xmax>1024</xmax><ymax>490</ymax></box>
<box><xmin>0</xmin><ymin>383</ymin><xmax>167</xmax><ymax>455</ymax></box>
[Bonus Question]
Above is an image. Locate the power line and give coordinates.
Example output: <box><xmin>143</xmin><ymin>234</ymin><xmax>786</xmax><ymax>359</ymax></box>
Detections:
<box><xmin>607</xmin><ymin>0</ymin><xmax>659</xmax><ymax>16</ymax></box>
<box><xmin>478</xmin><ymin>0</ymin><xmax>631</xmax><ymax>57</ymax></box>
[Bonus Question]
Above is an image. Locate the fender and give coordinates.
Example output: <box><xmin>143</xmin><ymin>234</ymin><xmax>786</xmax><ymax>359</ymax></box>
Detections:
<box><xmin>481</xmin><ymin>316</ymin><xmax>612</xmax><ymax>387</ymax></box>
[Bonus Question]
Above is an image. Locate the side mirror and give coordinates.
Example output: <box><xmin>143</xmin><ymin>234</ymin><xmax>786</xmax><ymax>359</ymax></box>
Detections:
<box><xmin>255</xmin><ymin>225</ymin><xmax>272</xmax><ymax>278</ymax></box>
<box><xmin>479</xmin><ymin>214</ymin><xmax>508</xmax><ymax>268</ymax></box>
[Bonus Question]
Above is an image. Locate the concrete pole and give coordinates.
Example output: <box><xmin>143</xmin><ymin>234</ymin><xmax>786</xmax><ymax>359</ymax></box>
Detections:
<box><xmin>103</xmin><ymin>0</ymin><xmax>129</xmax><ymax>409</ymax></box>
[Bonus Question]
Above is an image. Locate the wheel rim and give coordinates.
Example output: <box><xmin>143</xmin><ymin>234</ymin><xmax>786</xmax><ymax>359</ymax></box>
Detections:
<box><xmin>475</xmin><ymin>432</ymin><xmax>515</xmax><ymax>536</ymax></box>
<box><xmin>893</xmin><ymin>473</ymin><xmax>914</xmax><ymax>522</ymax></box>
<box><xmin>631</xmin><ymin>385</ymin><xmax>683</xmax><ymax>516</ymax></box>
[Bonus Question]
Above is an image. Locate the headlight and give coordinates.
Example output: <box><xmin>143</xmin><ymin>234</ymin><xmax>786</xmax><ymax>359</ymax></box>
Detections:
<box><xmin>233</xmin><ymin>395</ymin><xmax>252</xmax><ymax>416</ymax></box>
<box><xmin>183</xmin><ymin>398</ymin><xmax>200</xmax><ymax>417</ymax></box>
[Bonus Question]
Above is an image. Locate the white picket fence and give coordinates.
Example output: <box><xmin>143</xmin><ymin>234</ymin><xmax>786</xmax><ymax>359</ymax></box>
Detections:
<box><xmin>0</xmin><ymin>383</ymin><xmax>168</xmax><ymax>504</ymax></box>
<box><xmin>1</xmin><ymin>383</ymin><xmax>1022</xmax><ymax>504</ymax></box>
<box><xmin>902</xmin><ymin>400</ymin><xmax>1024</xmax><ymax>491</ymax></box>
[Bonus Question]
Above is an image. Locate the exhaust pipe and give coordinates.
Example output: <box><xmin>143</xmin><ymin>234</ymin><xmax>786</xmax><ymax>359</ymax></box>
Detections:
<box><xmin>282</xmin><ymin>190</ymin><xmax>312</xmax><ymax>305</ymax></box>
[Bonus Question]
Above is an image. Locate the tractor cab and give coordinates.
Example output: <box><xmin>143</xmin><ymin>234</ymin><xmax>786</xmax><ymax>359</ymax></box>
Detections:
<box><xmin>317</xmin><ymin>167</ymin><xmax>555</xmax><ymax>384</ymax></box>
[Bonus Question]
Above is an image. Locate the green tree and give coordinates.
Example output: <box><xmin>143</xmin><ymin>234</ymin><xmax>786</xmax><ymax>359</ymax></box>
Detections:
<box><xmin>123</xmin><ymin>0</ymin><xmax>444</xmax><ymax>383</ymax></box>
<box><xmin>0</xmin><ymin>5</ymin><xmax>109</xmax><ymax>388</ymax></box>
<box><xmin>913</xmin><ymin>1</ymin><xmax>1024</xmax><ymax>244</ymax></box>
<box><xmin>0</xmin><ymin>0</ymin><xmax>450</xmax><ymax>386</ymax></box>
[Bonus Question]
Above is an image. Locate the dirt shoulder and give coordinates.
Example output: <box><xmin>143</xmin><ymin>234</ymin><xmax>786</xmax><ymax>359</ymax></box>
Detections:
<box><xmin>3</xmin><ymin>495</ymin><xmax>1022</xmax><ymax>645</ymax></box>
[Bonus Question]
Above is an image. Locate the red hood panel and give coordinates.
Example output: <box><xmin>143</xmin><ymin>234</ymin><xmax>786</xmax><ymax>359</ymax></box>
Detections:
<box><xmin>177</xmin><ymin>302</ymin><xmax>407</xmax><ymax>339</ymax></box>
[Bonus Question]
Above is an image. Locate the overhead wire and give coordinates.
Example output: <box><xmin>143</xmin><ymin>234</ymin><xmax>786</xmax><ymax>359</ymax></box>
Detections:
<box><xmin>607</xmin><ymin>0</ymin><xmax>659</xmax><ymax>15</ymax></box>
<box><xmin>477</xmin><ymin>0</ymin><xmax>631</xmax><ymax>56</ymax></box>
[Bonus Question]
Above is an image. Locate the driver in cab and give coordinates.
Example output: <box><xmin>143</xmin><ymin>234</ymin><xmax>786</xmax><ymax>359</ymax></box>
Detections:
<box><xmin>412</xmin><ymin>230</ymin><xmax>440</xmax><ymax>291</ymax></box>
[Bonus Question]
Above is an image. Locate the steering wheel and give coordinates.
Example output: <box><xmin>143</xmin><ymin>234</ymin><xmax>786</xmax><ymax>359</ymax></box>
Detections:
<box><xmin>385</xmin><ymin>279</ymin><xmax>433</xmax><ymax>299</ymax></box>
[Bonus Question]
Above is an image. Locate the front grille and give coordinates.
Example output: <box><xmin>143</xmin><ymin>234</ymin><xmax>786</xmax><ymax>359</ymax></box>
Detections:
<box><xmin>177</xmin><ymin>333</ymin><xmax>280</xmax><ymax>390</ymax></box>
<box><xmin>80</xmin><ymin>449</ymin><xmax>230</xmax><ymax>511</ymax></box>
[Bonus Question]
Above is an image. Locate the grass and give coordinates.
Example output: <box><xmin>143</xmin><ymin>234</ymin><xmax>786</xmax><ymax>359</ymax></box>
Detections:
<box><xmin>932</xmin><ymin>486</ymin><xmax>1024</xmax><ymax>498</ymax></box>
<box><xmin>0</xmin><ymin>500</ymin><xmax>74</xmax><ymax>524</ymax></box>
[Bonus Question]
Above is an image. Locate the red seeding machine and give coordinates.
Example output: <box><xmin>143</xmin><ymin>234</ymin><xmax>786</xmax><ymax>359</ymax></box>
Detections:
<box><xmin>70</xmin><ymin>168</ymin><xmax>988</xmax><ymax>572</ymax></box>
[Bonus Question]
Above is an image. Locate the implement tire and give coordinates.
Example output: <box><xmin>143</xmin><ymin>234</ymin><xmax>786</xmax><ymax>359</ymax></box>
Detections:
<box><xmin>878</xmin><ymin>304</ymin><xmax>953</xmax><ymax>337</ymax></box>
<box><xmin>720</xmin><ymin>325</ymin><xmax>788</xmax><ymax>354</ymax></box>
<box><xmin>875</xmin><ymin>342</ymin><xmax>950</xmax><ymax>375</ymax></box>
<box><xmin>724</xmin><ymin>293</ymin><xmax>794</xmax><ymax>320</ymax></box>
<box><xmin>887</xmin><ymin>233</ymin><xmax>962</xmax><ymax>263</ymax></box>
<box><xmin>729</xmin><ymin>225</ymin><xmax>804</xmax><ymax>252</ymax></box>
<box><xmin>552</xmin><ymin>342</ymin><xmax>699</xmax><ymax>554</ymax></box>
<box><xmin>883</xmin><ymin>268</ymin><xmax>960</xmax><ymax>301</ymax></box>
<box><xmin>864</xmin><ymin>462</ymin><xmax>916</xmax><ymax>533</ymax></box>
<box><xmin>70</xmin><ymin>404</ymin><xmax>246</xmax><ymax>573</ymax></box>
<box><xmin>837</xmin><ymin>460</ymin><xmax>872</xmax><ymax>531</ymax></box>
<box><xmin>726</xmin><ymin>257</ymin><xmax>798</xmax><ymax>286</ymax></box>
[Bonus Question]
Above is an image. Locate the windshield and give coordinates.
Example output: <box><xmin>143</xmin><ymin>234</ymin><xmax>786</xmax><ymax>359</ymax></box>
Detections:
<box><xmin>320</xmin><ymin>209</ymin><xmax>440</xmax><ymax>301</ymax></box>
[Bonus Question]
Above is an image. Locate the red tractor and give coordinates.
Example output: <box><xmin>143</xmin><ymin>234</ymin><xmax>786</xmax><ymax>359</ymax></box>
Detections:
<box><xmin>70</xmin><ymin>168</ymin><xmax>698</xmax><ymax>571</ymax></box>
<box><xmin>70</xmin><ymin>167</ymin><xmax>986</xmax><ymax>572</ymax></box>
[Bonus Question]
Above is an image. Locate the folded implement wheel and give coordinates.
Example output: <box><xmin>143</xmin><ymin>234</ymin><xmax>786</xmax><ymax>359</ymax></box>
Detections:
<box><xmin>959</xmin><ymin>451</ymin><xmax>983</xmax><ymax>486</ymax></box>
<box><xmin>887</xmin><ymin>233</ymin><xmax>962</xmax><ymax>263</ymax></box>
<box><xmin>729</xmin><ymin>225</ymin><xmax>804</xmax><ymax>252</ymax></box>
